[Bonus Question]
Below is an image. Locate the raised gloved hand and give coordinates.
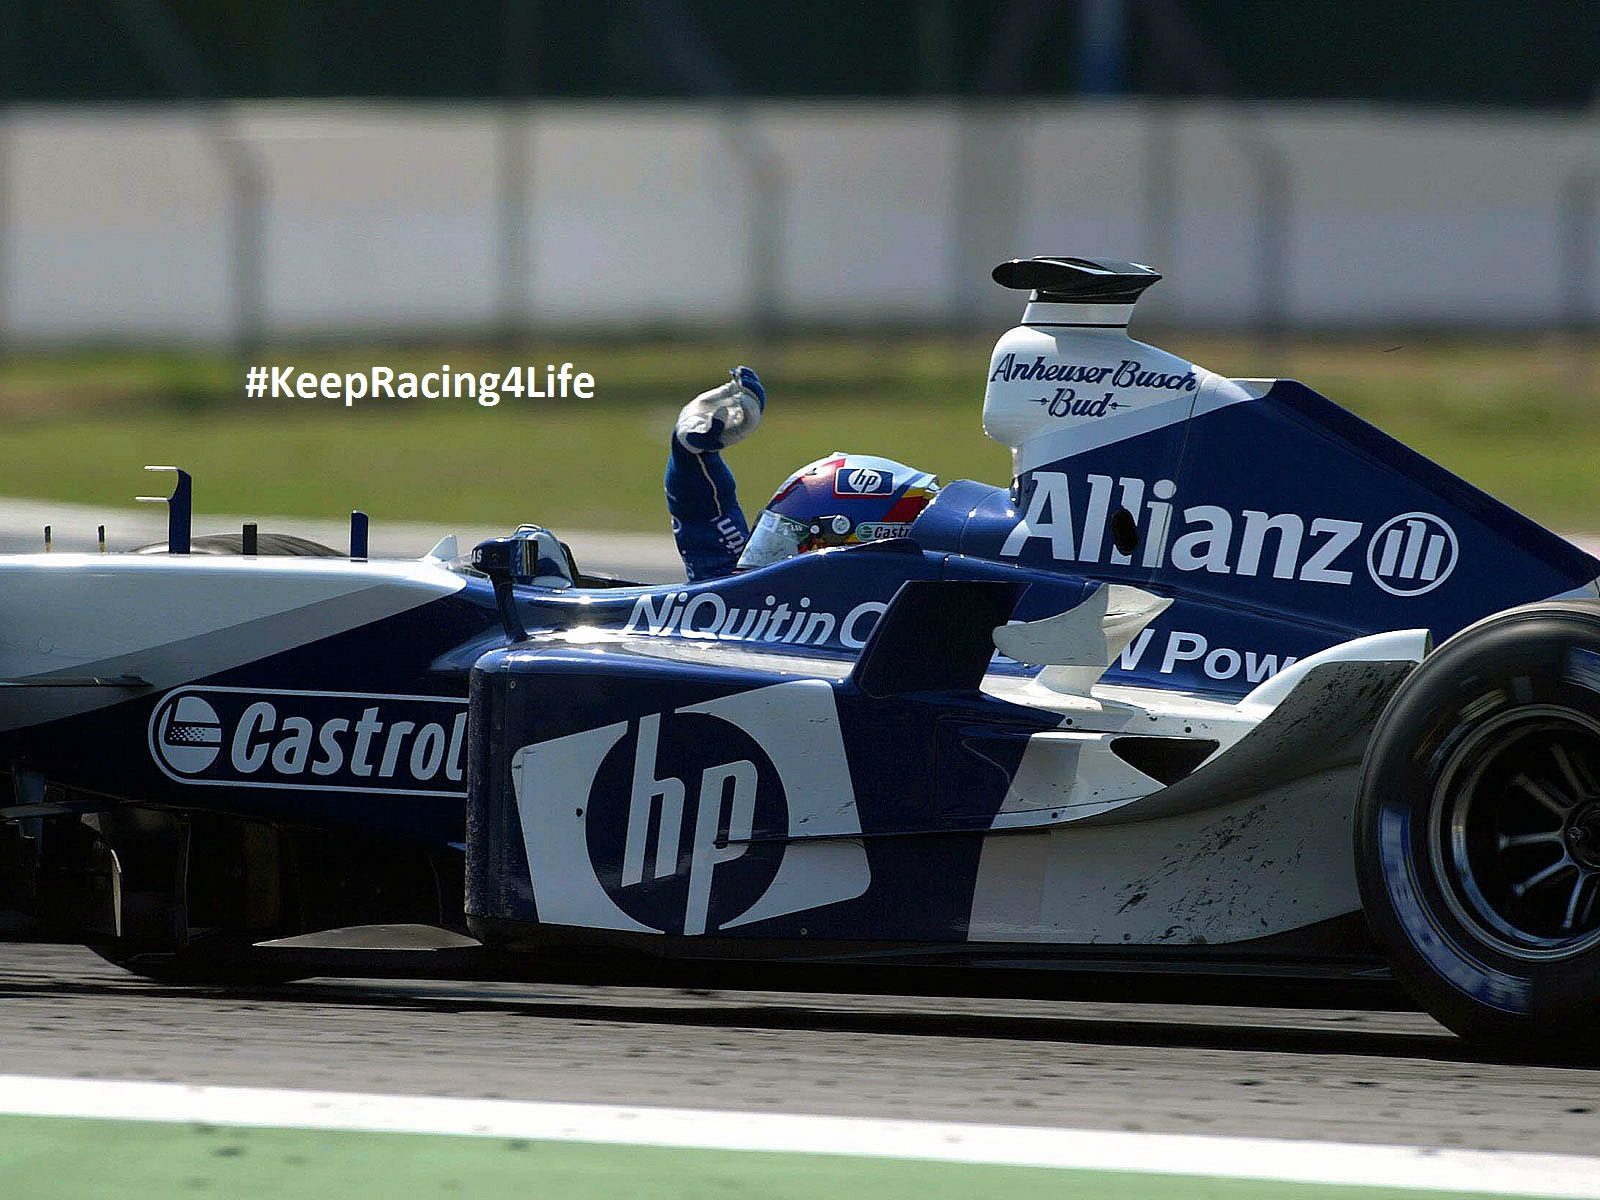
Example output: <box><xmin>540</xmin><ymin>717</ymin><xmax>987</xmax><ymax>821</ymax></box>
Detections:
<box><xmin>674</xmin><ymin>365</ymin><xmax>766</xmax><ymax>455</ymax></box>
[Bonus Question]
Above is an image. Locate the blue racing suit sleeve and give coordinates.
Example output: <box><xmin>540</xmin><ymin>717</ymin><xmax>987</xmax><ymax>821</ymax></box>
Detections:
<box><xmin>666</xmin><ymin>439</ymin><xmax>749</xmax><ymax>582</ymax></box>
<box><xmin>665</xmin><ymin>366</ymin><xmax>765</xmax><ymax>581</ymax></box>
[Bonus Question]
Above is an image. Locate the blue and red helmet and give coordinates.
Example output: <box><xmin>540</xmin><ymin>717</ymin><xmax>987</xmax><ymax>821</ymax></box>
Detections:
<box><xmin>737</xmin><ymin>452</ymin><xmax>940</xmax><ymax>570</ymax></box>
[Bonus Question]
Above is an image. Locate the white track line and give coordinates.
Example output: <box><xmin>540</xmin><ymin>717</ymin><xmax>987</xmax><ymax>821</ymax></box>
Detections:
<box><xmin>0</xmin><ymin>1075</ymin><xmax>1596</xmax><ymax>1197</ymax></box>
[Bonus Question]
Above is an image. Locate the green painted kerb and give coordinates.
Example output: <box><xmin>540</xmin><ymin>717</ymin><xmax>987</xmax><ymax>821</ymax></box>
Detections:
<box><xmin>0</xmin><ymin>1116</ymin><xmax>1546</xmax><ymax>1200</ymax></box>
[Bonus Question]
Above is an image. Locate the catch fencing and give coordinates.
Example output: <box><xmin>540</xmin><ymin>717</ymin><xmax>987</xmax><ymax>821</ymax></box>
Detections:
<box><xmin>0</xmin><ymin>100</ymin><xmax>1595</xmax><ymax>347</ymax></box>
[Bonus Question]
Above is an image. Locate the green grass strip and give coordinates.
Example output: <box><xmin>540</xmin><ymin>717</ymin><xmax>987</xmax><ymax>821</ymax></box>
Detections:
<box><xmin>0</xmin><ymin>1115</ymin><xmax>1545</xmax><ymax>1200</ymax></box>
<box><xmin>0</xmin><ymin>335</ymin><xmax>1595</xmax><ymax>531</ymax></box>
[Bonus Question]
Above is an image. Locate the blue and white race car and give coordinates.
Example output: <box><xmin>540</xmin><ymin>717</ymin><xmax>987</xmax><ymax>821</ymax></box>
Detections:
<box><xmin>2</xmin><ymin>256</ymin><xmax>1598</xmax><ymax>1059</ymax></box>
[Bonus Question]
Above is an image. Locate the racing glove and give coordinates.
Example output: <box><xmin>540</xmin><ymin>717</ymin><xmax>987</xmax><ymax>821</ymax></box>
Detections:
<box><xmin>674</xmin><ymin>365</ymin><xmax>766</xmax><ymax>455</ymax></box>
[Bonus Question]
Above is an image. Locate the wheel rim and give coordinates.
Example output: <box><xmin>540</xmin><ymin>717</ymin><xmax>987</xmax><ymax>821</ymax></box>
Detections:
<box><xmin>1428</xmin><ymin>704</ymin><xmax>1600</xmax><ymax>961</ymax></box>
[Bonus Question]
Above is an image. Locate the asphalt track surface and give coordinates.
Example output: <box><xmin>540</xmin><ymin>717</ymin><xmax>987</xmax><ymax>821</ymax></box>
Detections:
<box><xmin>4</xmin><ymin>944</ymin><xmax>1599</xmax><ymax>1157</ymax></box>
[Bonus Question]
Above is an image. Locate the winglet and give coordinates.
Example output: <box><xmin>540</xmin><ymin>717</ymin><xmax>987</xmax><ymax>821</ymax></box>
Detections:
<box><xmin>423</xmin><ymin>534</ymin><xmax>459</xmax><ymax>563</ymax></box>
<box><xmin>993</xmin><ymin>584</ymin><xmax>1172</xmax><ymax>695</ymax></box>
<box><xmin>135</xmin><ymin>465</ymin><xmax>192</xmax><ymax>555</ymax></box>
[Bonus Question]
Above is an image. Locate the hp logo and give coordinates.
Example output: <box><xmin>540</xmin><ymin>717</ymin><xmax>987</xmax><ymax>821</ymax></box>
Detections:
<box><xmin>615</xmin><ymin>713</ymin><xmax>770</xmax><ymax>936</ymax></box>
<box><xmin>514</xmin><ymin>680</ymin><xmax>871</xmax><ymax>938</ymax></box>
<box><xmin>836</xmin><ymin>467</ymin><xmax>892</xmax><ymax>497</ymax></box>
<box><xmin>1366</xmin><ymin>512</ymin><xmax>1458</xmax><ymax>596</ymax></box>
<box><xmin>151</xmin><ymin>693</ymin><xmax>224</xmax><ymax>774</ymax></box>
<box><xmin>585</xmin><ymin>708</ymin><xmax>786</xmax><ymax>937</ymax></box>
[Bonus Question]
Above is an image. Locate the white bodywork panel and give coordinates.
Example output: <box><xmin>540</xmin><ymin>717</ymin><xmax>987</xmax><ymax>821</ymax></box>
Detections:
<box><xmin>967</xmin><ymin>767</ymin><xmax>1362</xmax><ymax>945</ymax></box>
<box><xmin>966</xmin><ymin>612</ymin><xmax>1429</xmax><ymax>944</ymax></box>
<box><xmin>0</xmin><ymin>554</ymin><xmax>464</xmax><ymax>731</ymax></box>
<box><xmin>993</xmin><ymin>583</ymin><xmax>1172</xmax><ymax>696</ymax></box>
<box><xmin>990</xmin><ymin>732</ymin><xmax>1169</xmax><ymax>829</ymax></box>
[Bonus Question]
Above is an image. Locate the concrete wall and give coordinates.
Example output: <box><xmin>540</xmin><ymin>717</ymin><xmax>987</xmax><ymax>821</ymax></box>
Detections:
<box><xmin>3</xmin><ymin>100</ymin><xmax>1596</xmax><ymax>342</ymax></box>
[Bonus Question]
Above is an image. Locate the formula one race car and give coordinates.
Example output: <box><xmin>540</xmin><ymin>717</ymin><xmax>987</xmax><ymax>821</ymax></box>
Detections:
<box><xmin>3</xmin><ymin>256</ymin><xmax>1599</xmax><ymax>1059</ymax></box>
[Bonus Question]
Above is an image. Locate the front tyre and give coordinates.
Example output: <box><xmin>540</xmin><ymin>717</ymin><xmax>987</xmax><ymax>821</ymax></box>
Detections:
<box><xmin>1356</xmin><ymin>600</ymin><xmax>1600</xmax><ymax>1060</ymax></box>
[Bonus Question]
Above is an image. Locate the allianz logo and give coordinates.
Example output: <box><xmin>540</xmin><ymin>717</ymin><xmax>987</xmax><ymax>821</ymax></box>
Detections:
<box><xmin>150</xmin><ymin>687</ymin><xmax>468</xmax><ymax>796</ymax></box>
<box><xmin>990</xmin><ymin>354</ymin><xmax>1198</xmax><ymax>393</ymax></box>
<box><xmin>1002</xmin><ymin>472</ymin><xmax>1458</xmax><ymax>595</ymax></box>
<box><xmin>625</xmin><ymin>591</ymin><xmax>888</xmax><ymax>648</ymax></box>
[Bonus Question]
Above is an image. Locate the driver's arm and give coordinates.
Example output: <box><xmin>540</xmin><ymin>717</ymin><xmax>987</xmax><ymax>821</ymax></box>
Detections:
<box><xmin>665</xmin><ymin>366</ymin><xmax>765</xmax><ymax>582</ymax></box>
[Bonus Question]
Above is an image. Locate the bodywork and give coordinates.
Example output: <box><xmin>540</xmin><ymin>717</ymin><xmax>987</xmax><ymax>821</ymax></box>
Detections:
<box><xmin>1</xmin><ymin>257</ymin><xmax>1594</xmax><ymax>1000</ymax></box>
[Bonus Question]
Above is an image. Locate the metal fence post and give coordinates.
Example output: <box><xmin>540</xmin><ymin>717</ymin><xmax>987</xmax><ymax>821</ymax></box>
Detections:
<box><xmin>1560</xmin><ymin>170</ymin><xmax>1596</xmax><ymax>329</ymax></box>
<box><xmin>498</xmin><ymin>0</ymin><xmax>537</xmax><ymax>346</ymax></box>
<box><xmin>625</xmin><ymin>0</ymin><xmax>788</xmax><ymax>340</ymax></box>
<box><xmin>1256</xmin><ymin>142</ymin><xmax>1290</xmax><ymax>356</ymax></box>
<box><xmin>1142</xmin><ymin>100</ymin><xmax>1178</xmax><ymax>284</ymax></box>
<box><xmin>106</xmin><ymin>0</ymin><xmax>268</xmax><ymax>359</ymax></box>
<box><xmin>1559</xmin><ymin>167</ymin><xmax>1597</xmax><ymax>393</ymax></box>
<box><xmin>740</xmin><ymin>118</ymin><xmax>786</xmax><ymax>342</ymax></box>
<box><xmin>1137</xmin><ymin>0</ymin><xmax>1292</xmax><ymax>346</ymax></box>
<box><xmin>0</xmin><ymin>2</ymin><xmax>16</xmax><ymax>358</ymax></box>
<box><xmin>0</xmin><ymin>109</ymin><xmax>9</xmax><ymax>359</ymax></box>
<box><xmin>497</xmin><ymin>108</ymin><xmax>531</xmax><ymax>346</ymax></box>
<box><xmin>225</xmin><ymin>132</ymin><xmax>266</xmax><ymax>361</ymax></box>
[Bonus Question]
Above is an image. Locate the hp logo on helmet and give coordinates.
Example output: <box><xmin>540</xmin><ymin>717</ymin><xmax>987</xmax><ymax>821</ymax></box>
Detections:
<box><xmin>835</xmin><ymin>467</ymin><xmax>892</xmax><ymax>497</ymax></box>
<box><xmin>1366</xmin><ymin>512</ymin><xmax>1458</xmax><ymax>596</ymax></box>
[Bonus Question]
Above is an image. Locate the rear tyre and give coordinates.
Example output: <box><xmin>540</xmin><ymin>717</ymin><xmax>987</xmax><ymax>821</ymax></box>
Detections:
<box><xmin>1356</xmin><ymin>600</ymin><xmax>1600</xmax><ymax>1060</ymax></box>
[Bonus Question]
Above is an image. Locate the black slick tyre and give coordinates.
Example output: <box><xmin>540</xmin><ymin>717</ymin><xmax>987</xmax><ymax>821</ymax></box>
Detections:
<box><xmin>1356</xmin><ymin>600</ymin><xmax>1600</xmax><ymax>1061</ymax></box>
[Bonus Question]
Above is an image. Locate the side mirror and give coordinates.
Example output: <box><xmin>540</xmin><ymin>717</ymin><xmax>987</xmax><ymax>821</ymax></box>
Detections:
<box><xmin>471</xmin><ymin>535</ymin><xmax>537</xmax><ymax>641</ymax></box>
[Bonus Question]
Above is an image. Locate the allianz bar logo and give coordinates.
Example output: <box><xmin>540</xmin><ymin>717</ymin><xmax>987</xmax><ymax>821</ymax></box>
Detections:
<box><xmin>1001</xmin><ymin>472</ymin><xmax>1459</xmax><ymax>597</ymax></box>
<box><xmin>149</xmin><ymin>686</ymin><xmax>468</xmax><ymax>797</ymax></box>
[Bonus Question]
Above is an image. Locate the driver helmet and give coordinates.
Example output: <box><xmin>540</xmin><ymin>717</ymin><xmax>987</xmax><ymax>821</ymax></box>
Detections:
<box><xmin>736</xmin><ymin>452</ymin><xmax>940</xmax><ymax>571</ymax></box>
